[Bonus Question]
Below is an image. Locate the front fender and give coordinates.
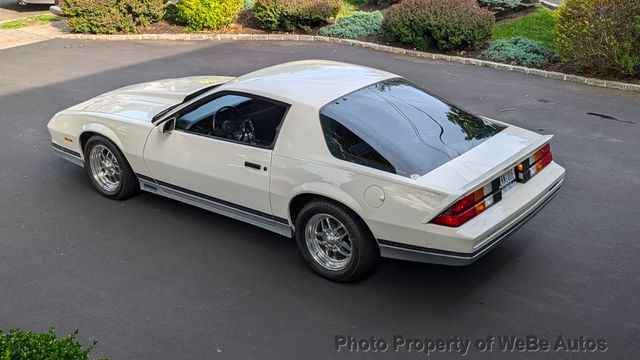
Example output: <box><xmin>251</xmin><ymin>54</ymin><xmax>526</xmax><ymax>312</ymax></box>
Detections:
<box><xmin>81</xmin><ymin>122</ymin><xmax>124</xmax><ymax>150</ymax></box>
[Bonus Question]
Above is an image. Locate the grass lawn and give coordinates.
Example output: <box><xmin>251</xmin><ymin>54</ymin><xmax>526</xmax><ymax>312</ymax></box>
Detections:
<box><xmin>0</xmin><ymin>15</ymin><xmax>62</xmax><ymax>30</ymax></box>
<box><xmin>492</xmin><ymin>7</ymin><xmax>557</xmax><ymax>48</ymax></box>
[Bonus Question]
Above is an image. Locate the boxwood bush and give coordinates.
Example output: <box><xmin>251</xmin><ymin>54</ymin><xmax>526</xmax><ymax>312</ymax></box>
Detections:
<box><xmin>318</xmin><ymin>11</ymin><xmax>383</xmax><ymax>39</ymax></box>
<box><xmin>61</xmin><ymin>0</ymin><xmax>164</xmax><ymax>34</ymax></box>
<box><xmin>175</xmin><ymin>0</ymin><xmax>244</xmax><ymax>31</ymax></box>
<box><xmin>382</xmin><ymin>0</ymin><xmax>494</xmax><ymax>50</ymax></box>
<box><xmin>255</xmin><ymin>0</ymin><xmax>343</xmax><ymax>31</ymax></box>
<box><xmin>0</xmin><ymin>328</ymin><xmax>106</xmax><ymax>360</ymax></box>
<box><xmin>483</xmin><ymin>36</ymin><xmax>557</xmax><ymax>67</ymax></box>
<box><xmin>556</xmin><ymin>0</ymin><xmax>640</xmax><ymax>77</ymax></box>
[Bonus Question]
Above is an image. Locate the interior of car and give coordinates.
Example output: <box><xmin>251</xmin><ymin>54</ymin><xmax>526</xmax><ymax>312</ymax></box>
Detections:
<box><xmin>176</xmin><ymin>93</ymin><xmax>288</xmax><ymax>148</ymax></box>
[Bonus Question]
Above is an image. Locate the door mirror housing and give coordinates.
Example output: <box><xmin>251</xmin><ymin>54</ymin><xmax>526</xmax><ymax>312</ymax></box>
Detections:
<box><xmin>160</xmin><ymin>118</ymin><xmax>176</xmax><ymax>134</ymax></box>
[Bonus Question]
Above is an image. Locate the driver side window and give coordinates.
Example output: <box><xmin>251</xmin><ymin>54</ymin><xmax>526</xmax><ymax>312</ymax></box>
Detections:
<box><xmin>176</xmin><ymin>93</ymin><xmax>288</xmax><ymax>149</ymax></box>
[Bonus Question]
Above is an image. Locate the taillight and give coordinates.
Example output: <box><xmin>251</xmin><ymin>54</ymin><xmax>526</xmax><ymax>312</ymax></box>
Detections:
<box><xmin>431</xmin><ymin>183</ymin><xmax>495</xmax><ymax>227</ymax></box>
<box><xmin>516</xmin><ymin>144</ymin><xmax>553</xmax><ymax>182</ymax></box>
<box><xmin>432</xmin><ymin>143</ymin><xmax>554</xmax><ymax>228</ymax></box>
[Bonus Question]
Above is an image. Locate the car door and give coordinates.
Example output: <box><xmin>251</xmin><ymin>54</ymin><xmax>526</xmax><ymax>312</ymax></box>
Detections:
<box><xmin>142</xmin><ymin>92</ymin><xmax>289</xmax><ymax>230</ymax></box>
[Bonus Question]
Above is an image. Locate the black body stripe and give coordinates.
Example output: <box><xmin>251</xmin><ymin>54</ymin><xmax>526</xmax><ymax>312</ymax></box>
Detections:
<box><xmin>52</xmin><ymin>143</ymin><xmax>81</xmax><ymax>158</ymax></box>
<box><xmin>137</xmin><ymin>174</ymin><xmax>289</xmax><ymax>225</ymax></box>
<box><xmin>137</xmin><ymin>173</ymin><xmax>155</xmax><ymax>182</ymax></box>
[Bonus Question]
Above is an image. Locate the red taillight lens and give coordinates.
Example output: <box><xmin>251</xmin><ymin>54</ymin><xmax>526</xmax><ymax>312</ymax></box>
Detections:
<box><xmin>450</xmin><ymin>194</ymin><xmax>475</xmax><ymax>213</ymax></box>
<box><xmin>516</xmin><ymin>143</ymin><xmax>553</xmax><ymax>182</ymax></box>
<box><xmin>432</xmin><ymin>208</ymin><xmax>477</xmax><ymax>227</ymax></box>
<box><xmin>431</xmin><ymin>186</ymin><xmax>492</xmax><ymax>227</ymax></box>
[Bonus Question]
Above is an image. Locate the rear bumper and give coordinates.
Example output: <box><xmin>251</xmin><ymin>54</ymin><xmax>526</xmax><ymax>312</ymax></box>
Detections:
<box><xmin>378</xmin><ymin>169</ymin><xmax>564</xmax><ymax>266</ymax></box>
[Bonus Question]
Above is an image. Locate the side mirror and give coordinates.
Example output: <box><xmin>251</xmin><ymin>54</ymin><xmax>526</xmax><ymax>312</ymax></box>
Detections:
<box><xmin>160</xmin><ymin>118</ymin><xmax>176</xmax><ymax>134</ymax></box>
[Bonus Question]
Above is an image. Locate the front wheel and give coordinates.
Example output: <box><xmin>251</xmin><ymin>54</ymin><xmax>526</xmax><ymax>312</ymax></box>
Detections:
<box><xmin>295</xmin><ymin>200</ymin><xmax>379</xmax><ymax>282</ymax></box>
<box><xmin>83</xmin><ymin>135</ymin><xmax>139</xmax><ymax>200</ymax></box>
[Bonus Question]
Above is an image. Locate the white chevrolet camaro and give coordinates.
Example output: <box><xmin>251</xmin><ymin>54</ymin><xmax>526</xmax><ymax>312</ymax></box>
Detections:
<box><xmin>48</xmin><ymin>60</ymin><xmax>565</xmax><ymax>281</ymax></box>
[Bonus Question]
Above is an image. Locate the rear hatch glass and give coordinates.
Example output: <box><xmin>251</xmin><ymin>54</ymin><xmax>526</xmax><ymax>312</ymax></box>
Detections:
<box><xmin>320</xmin><ymin>79</ymin><xmax>503</xmax><ymax>178</ymax></box>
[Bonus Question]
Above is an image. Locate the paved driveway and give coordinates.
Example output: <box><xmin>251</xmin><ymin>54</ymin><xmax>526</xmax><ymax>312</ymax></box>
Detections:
<box><xmin>0</xmin><ymin>39</ymin><xmax>639</xmax><ymax>360</ymax></box>
<box><xmin>0</xmin><ymin>0</ymin><xmax>49</xmax><ymax>22</ymax></box>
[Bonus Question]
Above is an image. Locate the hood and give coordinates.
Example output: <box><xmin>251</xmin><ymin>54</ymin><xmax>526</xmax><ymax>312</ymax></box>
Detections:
<box><xmin>66</xmin><ymin>76</ymin><xmax>233</xmax><ymax>121</ymax></box>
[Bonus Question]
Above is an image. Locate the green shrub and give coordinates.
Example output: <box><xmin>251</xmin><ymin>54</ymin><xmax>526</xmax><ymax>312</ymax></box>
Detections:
<box><xmin>255</xmin><ymin>0</ymin><xmax>343</xmax><ymax>31</ymax></box>
<box><xmin>164</xmin><ymin>2</ymin><xmax>179</xmax><ymax>22</ymax></box>
<box><xmin>477</xmin><ymin>0</ymin><xmax>534</xmax><ymax>12</ymax></box>
<box><xmin>61</xmin><ymin>0</ymin><xmax>164</xmax><ymax>34</ymax></box>
<box><xmin>556</xmin><ymin>0</ymin><xmax>640</xmax><ymax>77</ymax></box>
<box><xmin>0</xmin><ymin>328</ymin><xmax>106</xmax><ymax>360</ymax></box>
<box><xmin>382</xmin><ymin>0</ymin><xmax>494</xmax><ymax>50</ymax></box>
<box><xmin>318</xmin><ymin>11</ymin><xmax>382</xmax><ymax>39</ymax></box>
<box><xmin>175</xmin><ymin>0</ymin><xmax>244</xmax><ymax>31</ymax></box>
<box><xmin>483</xmin><ymin>36</ymin><xmax>558</xmax><ymax>67</ymax></box>
<box><xmin>122</xmin><ymin>0</ymin><xmax>165</xmax><ymax>26</ymax></box>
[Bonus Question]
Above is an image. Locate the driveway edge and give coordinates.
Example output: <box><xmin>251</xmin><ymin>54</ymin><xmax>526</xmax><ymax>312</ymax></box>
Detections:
<box><xmin>56</xmin><ymin>33</ymin><xmax>640</xmax><ymax>93</ymax></box>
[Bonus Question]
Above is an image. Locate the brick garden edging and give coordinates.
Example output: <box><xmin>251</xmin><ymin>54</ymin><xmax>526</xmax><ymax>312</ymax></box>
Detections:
<box><xmin>57</xmin><ymin>33</ymin><xmax>640</xmax><ymax>93</ymax></box>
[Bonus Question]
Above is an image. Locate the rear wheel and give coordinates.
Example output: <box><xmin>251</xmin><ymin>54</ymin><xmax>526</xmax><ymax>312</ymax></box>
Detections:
<box><xmin>295</xmin><ymin>200</ymin><xmax>379</xmax><ymax>282</ymax></box>
<box><xmin>83</xmin><ymin>135</ymin><xmax>139</xmax><ymax>200</ymax></box>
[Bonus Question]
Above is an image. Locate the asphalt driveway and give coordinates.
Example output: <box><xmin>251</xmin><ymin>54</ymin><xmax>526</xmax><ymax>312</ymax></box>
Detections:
<box><xmin>0</xmin><ymin>39</ymin><xmax>639</xmax><ymax>359</ymax></box>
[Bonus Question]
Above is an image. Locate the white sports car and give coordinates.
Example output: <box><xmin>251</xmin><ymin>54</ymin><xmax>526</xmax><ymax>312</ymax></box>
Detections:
<box><xmin>48</xmin><ymin>60</ymin><xmax>565</xmax><ymax>281</ymax></box>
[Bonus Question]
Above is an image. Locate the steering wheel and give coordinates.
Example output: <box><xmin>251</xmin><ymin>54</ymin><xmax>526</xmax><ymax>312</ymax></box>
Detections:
<box><xmin>212</xmin><ymin>106</ymin><xmax>245</xmax><ymax>137</ymax></box>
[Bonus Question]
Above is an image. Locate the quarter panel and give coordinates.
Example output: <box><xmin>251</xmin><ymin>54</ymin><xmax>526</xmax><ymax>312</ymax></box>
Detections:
<box><xmin>270</xmin><ymin>155</ymin><xmax>447</xmax><ymax>248</ymax></box>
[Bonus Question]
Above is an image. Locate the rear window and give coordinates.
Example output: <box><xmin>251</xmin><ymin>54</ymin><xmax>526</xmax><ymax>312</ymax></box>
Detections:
<box><xmin>319</xmin><ymin>79</ymin><xmax>502</xmax><ymax>178</ymax></box>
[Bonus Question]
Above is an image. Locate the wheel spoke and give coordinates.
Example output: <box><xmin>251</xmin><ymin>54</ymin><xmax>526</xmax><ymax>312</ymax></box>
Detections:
<box><xmin>339</xmin><ymin>240</ymin><xmax>352</xmax><ymax>251</ymax></box>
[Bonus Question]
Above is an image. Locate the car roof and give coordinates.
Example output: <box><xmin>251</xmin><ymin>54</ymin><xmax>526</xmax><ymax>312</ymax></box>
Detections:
<box><xmin>220</xmin><ymin>60</ymin><xmax>398</xmax><ymax>108</ymax></box>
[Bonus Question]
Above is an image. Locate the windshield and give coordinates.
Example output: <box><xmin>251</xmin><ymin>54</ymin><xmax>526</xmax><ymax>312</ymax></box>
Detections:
<box><xmin>319</xmin><ymin>79</ymin><xmax>502</xmax><ymax>178</ymax></box>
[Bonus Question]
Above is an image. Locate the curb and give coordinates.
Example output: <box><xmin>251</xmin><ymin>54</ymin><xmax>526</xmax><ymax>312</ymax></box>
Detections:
<box><xmin>540</xmin><ymin>1</ymin><xmax>559</xmax><ymax>10</ymax></box>
<box><xmin>56</xmin><ymin>33</ymin><xmax>640</xmax><ymax>93</ymax></box>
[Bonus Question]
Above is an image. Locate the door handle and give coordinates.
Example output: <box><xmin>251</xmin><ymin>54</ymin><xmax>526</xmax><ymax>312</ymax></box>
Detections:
<box><xmin>244</xmin><ymin>161</ymin><xmax>262</xmax><ymax>170</ymax></box>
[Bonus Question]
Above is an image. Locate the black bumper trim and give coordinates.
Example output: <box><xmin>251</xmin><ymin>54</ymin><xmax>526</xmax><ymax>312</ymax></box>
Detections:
<box><xmin>52</xmin><ymin>142</ymin><xmax>81</xmax><ymax>158</ymax></box>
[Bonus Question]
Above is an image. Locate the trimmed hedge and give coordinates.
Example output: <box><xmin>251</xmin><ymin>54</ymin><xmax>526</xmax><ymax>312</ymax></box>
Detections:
<box><xmin>61</xmin><ymin>0</ymin><xmax>164</xmax><ymax>34</ymax></box>
<box><xmin>382</xmin><ymin>0</ymin><xmax>494</xmax><ymax>50</ymax></box>
<box><xmin>318</xmin><ymin>11</ymin><xmax>383</xmax><ymax>39</ymax></box>
<box><xmin>0</xmin><ymin>328</ymin><xmax>106</xmax><ymax>360</ymax></box>
<box><xmin>556</xmin><ymin>0</ymin><xmax>640</xmax><ymax>77</ymax></box>
<box><xmin>483</xmin><ymin>36</ymin><xmax>558</xmax><ymax>67</ymax></box>
<box><xmin>175</xmin><ymin>0</ymin><xmax>244</xmax><ymax>31</ymax></box>
<box><xmin>255</xmin><ymin>0</ymin><xmax>343</xmax><ymax>31</ymax></box>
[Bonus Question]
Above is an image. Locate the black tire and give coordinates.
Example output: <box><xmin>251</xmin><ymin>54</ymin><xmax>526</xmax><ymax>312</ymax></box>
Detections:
<box><xmin>83</xmin><ymin>135</ymin><xmax>139</xmax><ymax>200</ymax></box>
<box><xmin>295</xmin><ymin>199</ymin><xmax>379</xmax><ymax>282</ymax></box>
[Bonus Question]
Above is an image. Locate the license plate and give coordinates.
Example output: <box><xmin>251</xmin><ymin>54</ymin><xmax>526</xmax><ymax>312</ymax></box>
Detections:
<box><xmin>499</xmin><ymin>169</ymin><xmax>516</xmax><ymax>193</ymax></box>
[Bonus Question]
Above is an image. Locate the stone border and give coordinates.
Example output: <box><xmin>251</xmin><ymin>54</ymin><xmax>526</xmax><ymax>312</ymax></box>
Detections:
<box><xmin>56</xmin><ymin>33</ymin><xmax>640</xmax><ymax>93</ymax></box>
<box><xmin>540</xmin><ymin>1</ymin><xmax>559</xmax><ymax>10</ymax></box>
